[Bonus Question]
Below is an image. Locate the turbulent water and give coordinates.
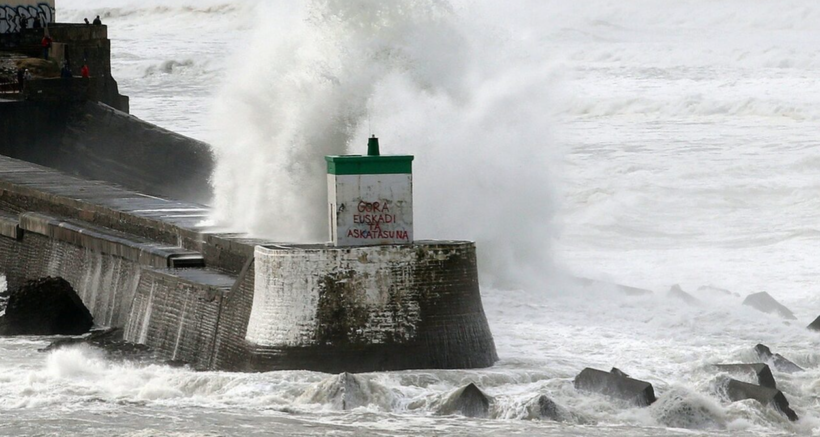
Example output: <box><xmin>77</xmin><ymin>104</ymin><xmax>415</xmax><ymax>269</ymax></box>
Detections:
<box><xmin>2</xmin><ymin>0</ymin><xmax>820</xmax><ymax>435</ymax></box>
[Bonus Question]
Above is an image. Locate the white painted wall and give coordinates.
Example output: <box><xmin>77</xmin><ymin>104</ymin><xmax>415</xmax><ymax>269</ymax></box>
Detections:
<box><xmin>328</xmin><ymin>173</ymin><xmax>413</xmax><ymax>246</ymax></box>
<box><xmin>246</xmin><ymin>245</ymin><xmax>423</xmax><ymax>347</ymax></box>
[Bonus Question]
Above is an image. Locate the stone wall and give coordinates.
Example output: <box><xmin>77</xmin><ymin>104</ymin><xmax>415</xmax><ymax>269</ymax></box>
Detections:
<box><xmin>124</xmin><ymin>268</ymin><xmax>229</xmax><ymax>368</ymax></box>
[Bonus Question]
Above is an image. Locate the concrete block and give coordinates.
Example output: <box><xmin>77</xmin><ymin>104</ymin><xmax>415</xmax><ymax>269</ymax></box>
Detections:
<box><xmin>668</xmin><ymin>285</ymin><xmax>702</xmax><ymax>306</ymax></box>
<box><xmin>807</xmin><ymin>315</ymin><xmax>820</xmax><ymax>332</ymax></box>
<box><xmin>306</xmin><ymin>373</ymin><xmax>371</xmax><ymax>411</ymax></box>
<box><xmin>532</xmin><ymin>395</ymin><xmax>571</xmax><ymax>422</ymax></box>
<box><xmin>742</xmin><ymin>292</ymin><xmax>796</xmax><ymax>320</ymax></box>
<box><xmin>723</xmin><ymin>379</ymin><xmax>798</xmax><ymax>421</ymax></box>
<box><xmin>438</xmin><ymin>383</ymin><xmax>491</xmax><ymax>418</ymax></box>
<box><xmin>574</xmin><ymin>367</ymin><xmax>657</xmax><ymax>406</ymax></box>
<box><xmin>0</xmin><ymin>214</ymin><xmax>21</xmax><ymax>240</ymax></box>
<box><xmin>754</xmin><ymin>344</ymin><xmax>803</xmax><ymax>373</ymax></box>
<box><xmin>714</xmin><ymin>364</ymin><xmax>776</xmax><ymax>389</ymax></box>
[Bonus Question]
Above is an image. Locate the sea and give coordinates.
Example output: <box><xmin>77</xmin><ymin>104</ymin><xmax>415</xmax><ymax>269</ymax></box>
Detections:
<box><xmin>1</xmin><ymin>0</ymin><xmax>819</xmax><ymax>435</ymax></box>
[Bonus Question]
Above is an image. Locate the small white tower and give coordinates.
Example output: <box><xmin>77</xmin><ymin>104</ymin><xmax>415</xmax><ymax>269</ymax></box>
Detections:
<box><xmin>326</xmin><ymin>136</ymin><xmax>414</xmax><ymax>246</ymax></box>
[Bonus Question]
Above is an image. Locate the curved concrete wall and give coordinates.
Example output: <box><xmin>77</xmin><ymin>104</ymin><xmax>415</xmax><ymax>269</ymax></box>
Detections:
<box><xmin>244</xmin><ymin>242</ymin><xmax>498</xmax><ymax>372</ymax></box>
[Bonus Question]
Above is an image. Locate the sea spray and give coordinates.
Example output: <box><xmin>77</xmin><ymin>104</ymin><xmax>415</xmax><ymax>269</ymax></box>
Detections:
<box><xmin>210</xmin><ymin>0</ymin><xmax>562</xmax><ymax>288</ymax></box>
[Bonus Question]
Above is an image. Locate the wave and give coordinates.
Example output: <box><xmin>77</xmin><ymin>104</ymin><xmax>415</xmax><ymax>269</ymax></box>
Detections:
<box><xmin>560</xmin><ymin>95</ymin><xmax>816</xmax><ymax>120</ymax></box>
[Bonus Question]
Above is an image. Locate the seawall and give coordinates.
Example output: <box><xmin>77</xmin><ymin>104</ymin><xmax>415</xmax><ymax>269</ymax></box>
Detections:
<box><xmin>0</xmin><ymin>155</ymin><xmax>498</xmax><ymax>372</ymax></box>
<box><xmin>0</xmin><ymin>99</ymin><xmax>214</xmax><ymax>203</ymax></box>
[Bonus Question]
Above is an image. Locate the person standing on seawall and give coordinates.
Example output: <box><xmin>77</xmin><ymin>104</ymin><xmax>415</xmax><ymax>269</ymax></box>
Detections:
<box><xmin>81</xmin><ymin>64</ymin><xmax>90</xmax><ymax>78</ymax></box>
<box><xmin>93</xmin><ymin>16</ymin><xmax>102</xmax><ymax>26</ymax></box>
<box><xmin>16</xmin><ymin>68</ymin><xmax>24</xmax><ymax>92</ymax></box>
<box><xmin>41</xmin><ymin>35</ymin><xmax>53</xmax><ymax>60</ymax></box>
<box><xmin>84</xmin><ymin>18</ymin><xmax>90</xmax><ymax>25</ymax></box>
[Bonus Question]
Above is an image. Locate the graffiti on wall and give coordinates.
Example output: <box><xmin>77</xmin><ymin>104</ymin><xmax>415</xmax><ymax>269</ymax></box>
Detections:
<box><xmin>0</xmin><ymin>3</ymin><xmax>55</xmax><ymax>34</ymax></box>
<box><xmin>347</xmin><ymin>200</ymin><xmax>410</xmax><ymax>241</ymax></box>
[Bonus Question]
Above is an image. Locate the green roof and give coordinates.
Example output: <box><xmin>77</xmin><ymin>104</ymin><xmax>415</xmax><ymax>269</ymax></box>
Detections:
<box><xmin>326</xmin><ymin>155</ymin><xmax>414</xmax><ymax>175</ymax></box>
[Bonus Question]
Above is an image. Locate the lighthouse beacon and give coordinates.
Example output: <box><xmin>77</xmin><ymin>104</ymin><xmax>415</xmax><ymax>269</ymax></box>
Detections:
<box><xmin>326</xmin><ymin>137</ymin><xmax>414</xmax><ymax>246</ymax></box>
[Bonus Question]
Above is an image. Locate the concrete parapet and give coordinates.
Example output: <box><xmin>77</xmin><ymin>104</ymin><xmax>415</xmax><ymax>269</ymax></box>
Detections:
<box><xmin>0</xmin><ymin>211</ymin><xmax>21</xmax><ymax>240</ymax></box>
<box><xmin>47</xmin><ymin>24</ymin><xmax>109</xmax><ymax>42</ymax></box>
<box><xmin>19</xmin><ymin>212</ymin><xmax>203</xmax><ymax>268</ymax></box>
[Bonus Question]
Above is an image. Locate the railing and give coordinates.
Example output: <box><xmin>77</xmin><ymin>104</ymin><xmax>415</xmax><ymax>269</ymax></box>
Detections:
<box><xmin>0</xmin><ymin>78</ymin><xmax>21</xmax><ymax>95</ymax></box>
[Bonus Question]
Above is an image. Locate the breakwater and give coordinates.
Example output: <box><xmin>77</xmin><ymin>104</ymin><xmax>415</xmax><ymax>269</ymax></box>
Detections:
<box><xmin>0</xmin><ymin>154</ymin><xmax>498</xmax><ymax>372</ymax></box>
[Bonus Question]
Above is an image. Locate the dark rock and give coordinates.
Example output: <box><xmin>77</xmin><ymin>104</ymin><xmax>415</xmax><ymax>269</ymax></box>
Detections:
<box><xmin>807</xmin><ymin>315</ymin><xmax>820</xmax><ymax>332</ymax></box>
<box><xmin>574</xmin><ymin>367</ymin><xmax>657</xmax><ymax>406</ymax></box>
<box><xmin>0</xmin><ymin>277</ymin><xmax>92</xmax><ymax>336</ymax></box>
<box><xmin>714</xmin><ymin>364</ymin><xmax>777</xmax><ymax>389</ymax></box>
<box><xmin>722</xmin><ymin>379</ymin><xmax>798</xmax><ymax>421</ymax></box>
<box><xmin>610</xmin><ymin>367</ymin><xmax>630</xmax><ymax>378</ymax></box>
<box><xmin>754</xmin><ymin>344</ymin><xmax>803</xmax><ymax>373</ymax></box>
<box><xmin>439</xmin><ymin>383</ymin><xmax>491</xmax><ymax>418</ymax></box>
<box><xmin>668</xmin><ymin>285</ymin><xmax>702</xmax><ymax>306</ymax></box>
<box><xmin>742</xmin><ymin>292</ymin><xmax>796</xmax><ymax>320</ymax></box>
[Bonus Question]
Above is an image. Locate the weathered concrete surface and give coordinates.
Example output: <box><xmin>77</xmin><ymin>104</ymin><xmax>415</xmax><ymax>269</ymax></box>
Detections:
<box><xmin>714</xmin><ymin>364</ymin><xmax>777</xmax><ymax>389</ymax></box>
<box><xmin>438</xmin><ymin>383</ymin><xmax>491</xmax><ymax>418</ymax></box>
<box><xmin>0</xmin><ymin>100</ymin><xmax>213</xmax><ymax>203</ymax></box>
<box><xmin>244</xmin><ymin>243</ymin><xmax>498</xmax><ymax>372</ymax></box>
<box><xmin>574</xmin><ymin>368</ymin><xmax>657</xmax><ymax>406</ymax></box>
<box><xmin>754</xmin><ymin>344</ymin><xmax>803</xmax><ymax>373</ymax></box>
<box><xmin>0</xmin><ymin>276</ymin><xmax>92</xmax><ymax>335</ymax></box>
<box><xmin>742</xmin><ymin>292</ymin><xmax>796</xmax><ymax>320</ymax></box>
<box><xmin>722</xmin><ymin>379</ymin><xmax>798</xmax><ymax>421</ymax></box>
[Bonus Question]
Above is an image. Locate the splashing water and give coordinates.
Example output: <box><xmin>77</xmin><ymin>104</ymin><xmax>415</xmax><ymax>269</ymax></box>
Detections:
<box><xmin>6</xmin><ymin>0</ymin><xmax>820</xmax><ymax>435</ymax></box>
<box><xmin>209</xmin><ymin>0</ymin><xmax>561</xmax><ymax>288</ymax></box>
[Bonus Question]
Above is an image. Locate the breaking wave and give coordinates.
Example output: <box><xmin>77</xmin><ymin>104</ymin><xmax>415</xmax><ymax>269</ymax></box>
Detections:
<box><xmin>208</xmin><ymin>0</ymin><xmax>561</xmax><ymax>288</ymax></box>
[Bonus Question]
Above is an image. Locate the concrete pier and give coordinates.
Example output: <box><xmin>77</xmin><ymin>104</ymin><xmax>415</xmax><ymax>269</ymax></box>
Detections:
<box><xmin>0</xmin><ymin>155</ymin><xmax>498</xmax><ymax>372</ymax></box>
